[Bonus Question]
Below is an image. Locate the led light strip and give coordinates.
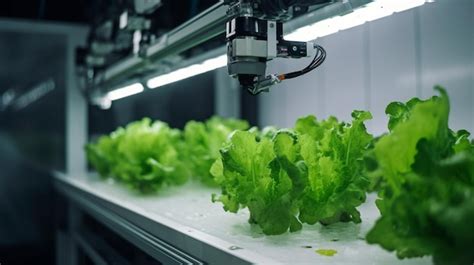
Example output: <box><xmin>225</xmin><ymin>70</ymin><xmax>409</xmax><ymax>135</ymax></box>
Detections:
<box><xmin>106</xmin><ymin>83</ymin><xmax>144</xmax><ymax>101</ymax></box>
<box><xmin>146</xmin><ymin>55</ymin><xmax>227</xmax><ymax>89</ymax></box>
<box><xmin>285</xmin><ymin>0</ymin><xmax>427</xmax><ymax>41</ymax></box>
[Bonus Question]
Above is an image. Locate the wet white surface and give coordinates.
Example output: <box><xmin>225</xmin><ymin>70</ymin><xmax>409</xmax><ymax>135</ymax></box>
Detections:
<box><xmin>72</xmin><ymin>174</ymin><xmax>433</xmax><ymax>265</ymax></box>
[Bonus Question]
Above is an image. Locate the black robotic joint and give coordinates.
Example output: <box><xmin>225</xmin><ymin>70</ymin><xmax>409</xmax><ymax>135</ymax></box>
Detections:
<box><xmin>226</xmin><ymin>16</ymin><xmax>268</xmax><ymax>40</ymax></box>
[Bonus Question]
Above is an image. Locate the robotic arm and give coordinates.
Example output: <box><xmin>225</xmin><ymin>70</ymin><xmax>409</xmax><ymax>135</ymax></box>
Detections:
<box><xmin>225</xmin><ymin>0</ymin><xmax>330</xmax><ymax>94</ymax></box>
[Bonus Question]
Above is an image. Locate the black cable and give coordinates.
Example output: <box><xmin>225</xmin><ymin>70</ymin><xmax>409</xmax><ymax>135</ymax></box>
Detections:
<box><xmin>287</xmin><ymin>45</ymin><xmax>324</xmax><ymax>77</ymax></box>
<box><xmin>281</xmin><ymin>44</ymin><xmax>326</xmax><ymax>80</ymax></box>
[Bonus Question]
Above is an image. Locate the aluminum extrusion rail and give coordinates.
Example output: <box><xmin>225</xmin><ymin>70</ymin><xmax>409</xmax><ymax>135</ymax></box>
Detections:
<box><xmin>100</xmin><ymin>1</ymin><xmax>228</xmax><ymax>85</ymax></box>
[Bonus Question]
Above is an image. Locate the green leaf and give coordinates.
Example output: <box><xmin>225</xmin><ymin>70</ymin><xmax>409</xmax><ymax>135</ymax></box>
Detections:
<box><xmin>183</xmin><ymin>116</ymin><xmax>249</xmax><ymax>185</ymax></box>
<box><xmin>298</xmin><ymin>111</ymin><xmax>372</xmax><ymax>225</ymax></box>
<box><xmin>86</xmin><ymin>118</ymin><xmax>189</xmax><ymax>193</ymax></box>
<box><xmin>213</xmin><ymin>111</ymin><xmax>373</xmax><ymax>234</ymax></box>
<box><xmin>212</xmin><ymin>130</ymin><xmax>302</xmax><ymax>235</ymax></box>
<box><xmin>367</xmin><ymin>86</ymin><xmax>474</xmax><ymax>264</ymax></box>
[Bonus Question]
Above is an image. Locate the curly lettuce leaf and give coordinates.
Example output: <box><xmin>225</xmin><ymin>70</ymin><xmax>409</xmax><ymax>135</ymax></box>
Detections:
<box><xmin>184</xmin><ymin>117</ymin><xmax>249</xmax><ymax>185</ymax></box>
<box><xmin>212</xmin><ymin>111</ymin><xmax>373</xmax><ymax>234</ymax></box>
<box><xmin>211</xmin><ymin>130</ymin><xmax>303</xmax><ymax>235</ymax></box>
<box><xmin>366</xmin><ymin>87</ymin><xmax>474</xmax><ymax>265</ymax></box>
<box><xmin>86</xmin><ymin>118</ymin><xmax>189</xmax><ymax>193</ymax></box>
<box><xmin>297</xmin><ymin>111</ymin><xmax>373</xmax><ymax>225</ymax></box>
<box><xmin>85</xmin><ymin>128</ymin><xmax>124</xmax><ymax>178</ymax></box>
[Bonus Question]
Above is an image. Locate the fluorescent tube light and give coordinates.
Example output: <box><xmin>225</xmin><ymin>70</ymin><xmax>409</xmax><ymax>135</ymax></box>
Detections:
<box><xmin>285</xmin><ymin>0</ymin><xmax>427</xmax><ymax>41</ymax></box>
<box><xmin>147</xmin><ymin>54</ymin><xmax>227</xmax><ymax>89</ymax></box>
<box><xmin>335</xmin><ymin>11</ymin><xmax>366</xmax><ymax>31</ymax></box>
<box><xmin>384</xmin><ymin>0</ymin><xmax>426</xmax><ymax>13</ymax></box>
<box><xmin>312</xmin><ymin>18</ymin><xmax>340</xmax><ymax>39</ymax></box>
<box><xmin>106</xmin><ymin>82</ymin><xmax>144</xmax><ymax>101</ymax></box>
<box><xmin>284</xmin><ymin>25</ymin><xmax>314</xmax><ymax>42</ymax></box>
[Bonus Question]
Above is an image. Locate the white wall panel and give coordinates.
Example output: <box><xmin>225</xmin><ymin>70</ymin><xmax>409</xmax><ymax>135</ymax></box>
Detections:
<box><xmin>260</xmin><ymin>42</ymin><xmax>328</xmax><ymax>128</ymax></box>
<box><xmin>257</xmin><ymin>1</ymin><xmax>474</xmax><ymax>135</ymax></box>
<box><xmin>281</xmin><ymin>39</ymin><xmax>327</xmax><ymax>126</ymax></box>
<box><xmin>259</xmin><ymin>58</ymin><xmax>290</xmax><ymax>127</ymax></box>
<box><xmin>419</xmin><ymin>0</ymin><xmax>474</xmax><ymax>133</ymax></box>
<box><xmin>367</xmin><ymin>9</ymin><xmax>418</xmax><ymax>135</ymax></box>
<box><xmin>214</xmin><ymin>68</ymin><xmax>241</xmax><ymax>118</ymax></box>
<box><xmin>472</xmin><ymin>0</ymin><xmax>474</xmax><ymax>136</ymax></box>
<box><xmin>322</xmin><ymin>26</ymin><xmax>367</xmax><ymax>123</ymax></box>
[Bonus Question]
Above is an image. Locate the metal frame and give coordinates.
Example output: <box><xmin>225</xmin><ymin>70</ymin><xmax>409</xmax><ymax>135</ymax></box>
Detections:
<box><xmin>145</xmin><ymin>1</ymin><xmax>228</xmax><ymax>60</ymax></box>
<box><xmin>54</xmin><ymin>173</ymin><xmax>280</xmax><ymax>265</ymax></box>
<box><xmin>99</xmin><ymin>1</ymin><xmax>228</xmax><ymax>87</ymax></box>
<box><xmin>93</xmin><ymin>0</ymin><xmax>375</xmax><ymax>94</ymax></box>
<box><xmin>73</xmin><ymin>232</ymin><xmax>109</xmax><ymax>265</ymax></box>
<box><xmin>56</xmin><ymin>176</ymin><xmax>204</xmax><ymax>264</ymax></box>
<box><xmin>74</xmin><ymin>205</ymin><xmax>202</xmax><ymax>265</ymax></box>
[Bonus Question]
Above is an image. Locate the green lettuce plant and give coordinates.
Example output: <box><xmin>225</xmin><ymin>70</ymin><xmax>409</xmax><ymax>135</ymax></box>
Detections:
<box><xmin>211</xmin><ymin>111</ymin><xmax>373</xmax><ymax>235</ymax></box>
<box><xmin>366</xmin><ymin>87</ymin><xmax>474</xmax><ymax>265</ymax></box>
<box><xmin>183</xmin><ymin>117</ymin><xmax>249</xmax><ymax>185</ymax></box>
<box><xmin>86</xmin><ymin>118</ymin><xmax>189</xmax><ymax>193</ymax></box>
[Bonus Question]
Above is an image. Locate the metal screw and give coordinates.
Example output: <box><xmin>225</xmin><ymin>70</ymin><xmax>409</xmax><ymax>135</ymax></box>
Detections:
<box><xmin>292</xmin><ymin>46</ymin><xmax>298</xmax><ymax>51</ymax></box>
<box><xmin>269</xmin><ymin>22</ymin><xmax>274</xmax><ymax>28</ymax></box>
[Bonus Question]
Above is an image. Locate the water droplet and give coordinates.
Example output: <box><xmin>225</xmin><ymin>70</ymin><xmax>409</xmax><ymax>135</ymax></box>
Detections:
<box><xmin>229</xmin><ymin>245</ymin><xmax>242</xmax><ymax>250</ymax></box>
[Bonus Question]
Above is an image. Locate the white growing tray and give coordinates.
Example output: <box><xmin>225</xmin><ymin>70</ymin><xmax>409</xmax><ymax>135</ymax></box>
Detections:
<box><xmin>56</xmin><ymin>173</ymin><xmax>433</xmax><ymax>265</ymax></box>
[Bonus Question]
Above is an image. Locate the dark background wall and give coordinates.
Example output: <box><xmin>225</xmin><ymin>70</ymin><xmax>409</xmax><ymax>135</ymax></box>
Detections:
<box><xmin>0</xmin><ymin>30</ymin><xmax>67</xmax><ymax>265</ymax></box>
<box><xmin>0</xmin><ymin>31</ymin><xmax>67</xmax><ymax>170</ymax></box>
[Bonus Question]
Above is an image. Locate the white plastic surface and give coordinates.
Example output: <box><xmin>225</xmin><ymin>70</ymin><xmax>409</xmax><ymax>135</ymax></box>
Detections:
<box><xmin>75</xmin><ymin>175</ymin><xmax>433</xmax><ymax>265</ymax></box>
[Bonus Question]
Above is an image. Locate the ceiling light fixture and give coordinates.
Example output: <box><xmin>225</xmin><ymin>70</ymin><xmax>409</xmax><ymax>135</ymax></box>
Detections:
<box><xmin>147</xmin><ymin>54</ymin><xmax>227</xmax><ymax>89</ymax></box>
<box><xmin>106</xmin><ymin>82</ymin><xmax>144</xmax><ymax>101</ymax></box>
<box><xmin>285</xmin><ymin>0</ymin><xmax>427</xmax><ymax>41</ymax></box>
